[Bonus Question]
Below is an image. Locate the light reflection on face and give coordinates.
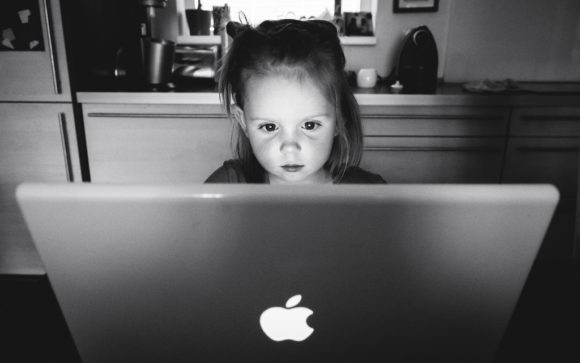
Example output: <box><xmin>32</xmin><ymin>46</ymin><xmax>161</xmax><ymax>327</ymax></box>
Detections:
<box><xmin>239</xmin><ymin>75</ymin><xmax>336</xmax><ymax>184</ymax></box>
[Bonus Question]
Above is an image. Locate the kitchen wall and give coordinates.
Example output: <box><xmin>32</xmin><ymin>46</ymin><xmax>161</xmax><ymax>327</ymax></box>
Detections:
<box><xmin>343</xmin><ymin>0</ymin><xmax>450</xmax><ymax>79</ymax></box>
<box><xmin>66</xmin><ymin>0</ymin><xmax>580</xmax><ymax>86</ymax></box>
<box><xmin>344</xmin><ymin>0</ymin><xmax>580</xmax><ymax>82</ymax></box>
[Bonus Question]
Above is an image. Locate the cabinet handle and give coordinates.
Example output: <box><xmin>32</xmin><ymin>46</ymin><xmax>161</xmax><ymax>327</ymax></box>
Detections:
<box><xmin>576</xmin><ymin>162</ymin><xmax>580</xmax><ymax>259</ymax></box>
<box><xmin>515</xmin><ymin>146</ymin><xmax>580</xmax><ymax>152</ymax></box>
<box><xmin>58</xmin><ymin>113</ymin><xmax>73</xmax><ymax>182</ymax></box>
<box><xmin>87</xmin><ymin>113</ymin><xmax>227</xmax><ymax>119</ymax></box>
<box><xmin>520</xmin><ymin>116</ymin><xmax>580</xmax><ymax>122</ymax></box>
<box><xmin>364</xmin><ymin>146</ymin><xmax>501</xmax><ymax>152</ymax></box>
<box><xmin>44</xmin><ymin>0</ymin><xmax>61</xmax><ymax>94</ymax></box>
<box><xmin>362</xmin><ymin>114</ymin><xmax>505</xmax><ymax>121</ymax></box>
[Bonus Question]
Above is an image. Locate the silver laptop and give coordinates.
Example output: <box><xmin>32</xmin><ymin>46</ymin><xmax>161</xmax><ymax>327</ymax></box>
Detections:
<box><xmin>16</xmin><ymin>183</ymin><xmax>558</xmax><ymax>363</ymax></box>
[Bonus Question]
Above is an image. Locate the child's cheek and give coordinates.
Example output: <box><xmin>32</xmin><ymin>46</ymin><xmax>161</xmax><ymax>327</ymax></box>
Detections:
<box><xmin>250</xmin><ymin>134</ymin><xmax>277</xmax><ymax>153</ymax></box>
<box><xmin>304</xmin><ymin>130</ymin><xmax>333</xmax><ymax>143</ymax></box>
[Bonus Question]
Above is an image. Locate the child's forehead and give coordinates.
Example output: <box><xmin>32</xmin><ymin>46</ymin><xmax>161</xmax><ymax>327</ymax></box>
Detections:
<box><xmin>244</xmin><ymin>74</ymin><xmax>330</xmax><ymax>103</ymax></box>
<box><xmin>242</xmin><ymin>70</ymin><xmax>332</xmax><ymax>101</ymax></box>
<box><xmin>241</xmin><ymin>74</ymin><xmax>335</xmax><ymax>120</ymax></box>
<box><xmin>246</xmin><ymin>71</ymin><xmax>311</xmax><ymax>88</ymax></box>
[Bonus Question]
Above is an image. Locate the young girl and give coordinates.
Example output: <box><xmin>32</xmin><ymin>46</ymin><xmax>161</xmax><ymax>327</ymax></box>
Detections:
<box><xmin>205</xmin><ymin>19</ymin><xmax>385</xmax><ymax>184</ymax></box>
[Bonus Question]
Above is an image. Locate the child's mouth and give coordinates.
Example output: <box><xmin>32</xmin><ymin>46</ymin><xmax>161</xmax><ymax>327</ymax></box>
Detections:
<box><xmin>281</xmin><ymin>164</ymin><xmax>304</xmax><ymax>172</ymax></box>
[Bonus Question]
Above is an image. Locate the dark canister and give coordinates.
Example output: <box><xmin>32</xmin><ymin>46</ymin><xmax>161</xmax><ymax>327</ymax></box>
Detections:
<box><xmin>186</xmin><ymin>8</ymin><xmax>212</xmax><ymax>35</ymax></box>
<box><xmin>140</xmin><ymin>37</ymin><xmax>175</xmax><ymax>84</ymax></box>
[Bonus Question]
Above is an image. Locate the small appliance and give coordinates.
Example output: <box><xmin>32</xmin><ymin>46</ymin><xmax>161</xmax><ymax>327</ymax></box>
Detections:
<box><xmin>391</xmin><ymin>25</ymin><xmax>438</xmax><ymax>94</ymax></box>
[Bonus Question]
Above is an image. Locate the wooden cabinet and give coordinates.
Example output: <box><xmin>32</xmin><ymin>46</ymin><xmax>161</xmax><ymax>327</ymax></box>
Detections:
<box><xmin>362</xmin><ymin>136</ymin><xmax>506</xmax><ymax>183</ymax></box>
<box><xmin>0</xmin><ymin>0</ymin><xmax>71</xmax><ymax>102</ymax></box>
<box><xmin>502</xmin><ymin>107</ymin><xmax>580</xmax><ymax>260</ymax></box>
<box><xmin>509</xmin><ymin>107</ymin><xmax>580</xmax><ymax>137</ymax></box>
<box><xmin>83</xmin><ymin>104</ymin><xmax>511</xmax><ymax>184</ymax></box>
<box><xmin>0</xmin><ymin>103</ymin><xmax>81</xmax><ymax>274</ymax></box>
<box><xmin>360</xmin><ymin>106</ymin><xmax>509</xmax><ymax>183</ymax></box>
<box><xmin>80</xmin><ymin>101</ymin><xmax>580</xmax><ymax>260</ymax></box>
<box><xmin>83</xmin><ymin>103</ymin><xmax>233</xmax><ymax>183</ymax></box>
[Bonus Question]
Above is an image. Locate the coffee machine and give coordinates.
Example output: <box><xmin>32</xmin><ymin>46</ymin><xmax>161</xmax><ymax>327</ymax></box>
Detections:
<box><xmin>390</xmin><ymin>25</ymin><xmax>438</xmax><ymax>94</ymax></box>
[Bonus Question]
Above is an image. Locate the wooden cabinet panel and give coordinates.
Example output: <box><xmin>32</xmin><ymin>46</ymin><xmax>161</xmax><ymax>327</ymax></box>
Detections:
<box><xmin>83</xmin><ymin>104</ymin><xmax>233</xmax><ymax>183</ymax></box>
<box><xmin>510</xmin><ymin>107</ymin><xmax>580</xmax><ymax>137</ymax></box>
<box><xmin>361</xmin><ymin>137</ymin><xmax>505</xmax><ymax>183</ymax></box>
<box><xmin>361</xmin><ymin>106</ymin><xmax>509</xmax><ymax>137</ymax></box>
<box><xmin>0</xmin><ymin>103</ymin><xmax>80</xmax><ymax>274</ymax></box>
<box><xmin>0</xmin><ymin>0</ymin><xmax>71</xmax><ymax>101</ymax></box>
<box><xmin>360</xmin><ymin>106</ymin><xmax>508</xmax><ymax>183</ymax></box>
<box><xmin>502</xmin><ymin>137</ymin><xmax>580</xmax><ymax>260</ymax></box>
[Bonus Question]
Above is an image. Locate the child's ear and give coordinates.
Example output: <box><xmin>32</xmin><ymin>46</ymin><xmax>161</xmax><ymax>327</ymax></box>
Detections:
<box><xmin>231</xmin><ymin>104</ymin><xmax>248</xmax><ymax>136</ymax></box>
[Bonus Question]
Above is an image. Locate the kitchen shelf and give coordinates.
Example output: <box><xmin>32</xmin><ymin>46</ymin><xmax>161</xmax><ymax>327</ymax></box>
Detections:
<box><xmin>177</xmin><ymin>35</ymin><xmax>221</xmax><ymax>45</ymax></box>
<box><xmin>340</xmin><ymin>36</ymin><xmax>376</xmax><ymax>45</ymax></box>
<box><xmin>176</xmin><ymin>35</ymin><xmax>376</xmax><ymax>46</ymax></box>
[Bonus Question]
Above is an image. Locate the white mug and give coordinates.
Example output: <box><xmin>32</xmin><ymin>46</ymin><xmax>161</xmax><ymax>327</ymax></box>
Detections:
<box><xmin>357</xmin><ymin>68</ymin><xmax>378</xmax><ymax>88</ymax></box>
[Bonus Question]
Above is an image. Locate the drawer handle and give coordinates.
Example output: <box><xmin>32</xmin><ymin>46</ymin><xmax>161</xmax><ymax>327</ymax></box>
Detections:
<box><xmin>87</xmin><ymin>112</ymin><xmax>227</xmax><ymax>119</ymax></box>
<box><xmin>516</xmin><ymin>146</ymin><xmax>580</xmax><ymax>152</ymax></box>
<box><xmin>362</xmin><ymin>114</ymin><xmax>505</xmax><ymax>121</ymax></box>
<box><xmin>520</xmin><ymin>116</ymin><xmax>580</xmax><ymax>122</ymax></box>
<box><xmin>44</xmin><ymin>0</ymin><xmax>61</xmax><ymax>94</ymax></box>
<box><xmin>58</xmin><ymin>113</ymin><xmax>74</xmax><ymax>182</ymax></box>
<box><xmin>364</xmin><ymin>146</ymin><xmax>501</xmax><ymax>152</ymax></box>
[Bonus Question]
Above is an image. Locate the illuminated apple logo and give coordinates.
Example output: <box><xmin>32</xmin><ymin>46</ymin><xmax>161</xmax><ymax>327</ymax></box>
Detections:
<box><xmin>259</xmin><ymin>294</ymin><xmax>314</xmax><ymax>342</ymax></box>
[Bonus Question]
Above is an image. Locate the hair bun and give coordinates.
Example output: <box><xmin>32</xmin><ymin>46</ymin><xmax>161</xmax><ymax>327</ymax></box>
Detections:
<box><xmin>226</xmin><ymin>21</ymin><xmax>249</xmax><ymax>38</ymax></box>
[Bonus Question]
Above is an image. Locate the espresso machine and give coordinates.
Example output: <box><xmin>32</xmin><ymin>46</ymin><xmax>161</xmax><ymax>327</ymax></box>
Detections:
<box><xmin>388</xmin><ymin>25</ymin><xmax>439</xmax><ymax>94</ymax></box>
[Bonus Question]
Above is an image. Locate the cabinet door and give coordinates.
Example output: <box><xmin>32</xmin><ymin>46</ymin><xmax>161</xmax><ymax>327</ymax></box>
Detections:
<box><xmin>83</xmin><ymin>104</ymin><xmax>233</xmax><ymax>183</ymax></box>
<box><xmin>360</xmin><ymin>106</ymin><xmax>508</xmax><ymax>183</ymax></box>
<box><xmin>0</xmin><ymin>0</ymin><xmax>71</xmax><ymax>101</ymax></box>
<box><xmin>502</xmin><ymin>137</ymin><xmax>580</xmax><ymax>260</ymax></box>
<box><xmin>0</xmin><ymin>103</ymin><xmax>81</xmax><ymax>274</ymax></box>
<box><xmin>361</xmin><ymin>106</ymin><xmax>510</xmax><ymax>137</ymax></box>
<box><xmin>361</xmin><ymin>136</ymin><xmax>506</xmax><ymax>183</ymax></box>
<box><xmin>510</xmin><ymin>107</ymin><xmax>580</xmax><ymax>137</ymax></box>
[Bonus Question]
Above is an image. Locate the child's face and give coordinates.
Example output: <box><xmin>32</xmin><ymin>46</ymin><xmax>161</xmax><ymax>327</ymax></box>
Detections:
<box><xmin>239</xmin><ymin>75</ymin><xmax>336</xmax><ymax>184</ymax></box>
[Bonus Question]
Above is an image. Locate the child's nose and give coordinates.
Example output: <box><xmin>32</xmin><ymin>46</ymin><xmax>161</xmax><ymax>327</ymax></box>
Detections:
<box><xmin>280</xmin><ymin>140</ymin><xmax>301</xmax><ymax>153</ymax></box>
<box><xmin>279</xmin><ymin>131</ymin><xmax>301</xmax><ymax>153</ymax></box>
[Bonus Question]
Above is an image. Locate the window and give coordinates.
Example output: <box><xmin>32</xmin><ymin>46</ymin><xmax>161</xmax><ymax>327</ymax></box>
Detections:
<box><xmin>179</xmin><ymin>0</ymin><xmax>377</xmax><ymax>44</ymax></box>
<box><xmin>198</xmin><ymin>0</ymin><xmax>361</xmax><ymax>25</ymax></box>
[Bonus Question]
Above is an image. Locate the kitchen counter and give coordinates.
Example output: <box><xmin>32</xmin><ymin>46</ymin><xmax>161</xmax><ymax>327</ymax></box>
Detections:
<box><xmin>77</xmin><ymin>82</ymin><xmax>580</xmax><ymax>106</ymax></box>
<box><xmin>5</xmin><ymin>81</ymin><xmax>580</xmax><ymax>277</ymax></box>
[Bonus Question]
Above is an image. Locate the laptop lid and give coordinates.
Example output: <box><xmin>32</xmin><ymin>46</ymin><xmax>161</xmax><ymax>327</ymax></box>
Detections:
<box><xmin>16</xmin><ymin>184</ymin><xmax>558</xmax><ymax>362</ymax></box>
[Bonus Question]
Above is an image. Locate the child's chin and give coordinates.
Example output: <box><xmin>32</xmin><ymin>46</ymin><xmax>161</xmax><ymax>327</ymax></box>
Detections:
<box><xmin>270</xmin><ymin>172</ymin><xmax>313</xmax><ymax>184</ymax></box>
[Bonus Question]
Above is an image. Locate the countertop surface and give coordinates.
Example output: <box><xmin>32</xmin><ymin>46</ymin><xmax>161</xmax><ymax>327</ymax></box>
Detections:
<box><xmin>77</xmin><ymin>81</ymin><xmax>580</xmax><ymax>106</ymax></box>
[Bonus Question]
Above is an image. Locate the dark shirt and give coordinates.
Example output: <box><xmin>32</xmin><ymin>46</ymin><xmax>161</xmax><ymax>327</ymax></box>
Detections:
<box><xmin>205</xmin><ymin>159</ymin><xmax>386</xmax><ymax>184</ymax></box>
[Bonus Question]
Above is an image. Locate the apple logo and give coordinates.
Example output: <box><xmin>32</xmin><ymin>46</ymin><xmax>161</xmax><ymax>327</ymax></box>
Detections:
<box><xmin>259</xmin><ymin>294</ymin><xmax>314</xmax><ymax>342</ymax></box>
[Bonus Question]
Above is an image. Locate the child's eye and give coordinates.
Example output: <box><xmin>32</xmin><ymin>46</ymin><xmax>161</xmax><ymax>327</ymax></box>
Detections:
<box><xmin>258</xmin><ymin>123</ymin><xmax>278</xmax><ymax>132</ymax></box>
<box><xmin>302</xmin><ymin>121</ymin><xmax>321</xmax><ymax>131</ymax></box>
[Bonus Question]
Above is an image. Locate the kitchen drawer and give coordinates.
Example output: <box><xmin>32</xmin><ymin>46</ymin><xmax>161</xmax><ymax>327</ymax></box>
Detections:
<box><xmin>83</xmin><ymin>103</ymin><xmax>232</xmax><ymax>183</ymax></box>
<box><xmin>510</xmin><ymin>107</ymin><xmax>580</xmax><ymax>137</ymax></box>
<box><xmin>502</xmin><ymin>137</ymin><xmax>580</xmax><ymax>260</ymax></box>
<box><xmin>361</xmin><ymin>106</ymin><xmax>509</xmax><ymax>137</ymax></box>
<box><xmin>361</xmin><ymin>136</ymin><xmax>506</xmax><ymax>183</ymax></box>
<box><xmin>83</xmin><ymin>103</ymin><xmax>226</xmax><ymax>119</ymax></box>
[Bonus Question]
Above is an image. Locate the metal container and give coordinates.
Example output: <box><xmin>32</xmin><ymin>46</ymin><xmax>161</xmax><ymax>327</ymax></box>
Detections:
<box><xmin>141</xmin><ymin>37</ymin><xmax>175</xmax><ymax>85</ymax></box>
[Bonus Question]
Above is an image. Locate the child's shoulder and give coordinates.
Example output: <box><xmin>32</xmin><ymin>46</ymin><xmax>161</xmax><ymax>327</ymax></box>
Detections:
<box><xmin>340</xmin><ymin>167</ymin><xmax>387</xmax><ymax>184</ymax></box>
<box><xmin>204</xmin><ymin>159</ymin><xmax>247</xmax><ymax>183</ymax></box>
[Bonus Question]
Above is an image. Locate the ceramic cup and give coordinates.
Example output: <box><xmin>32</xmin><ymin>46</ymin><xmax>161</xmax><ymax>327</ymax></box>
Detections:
<box><xmin>357</xmin><ymin>68</ymin><xmax>378</xmax><ymax>88</ymax></box>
